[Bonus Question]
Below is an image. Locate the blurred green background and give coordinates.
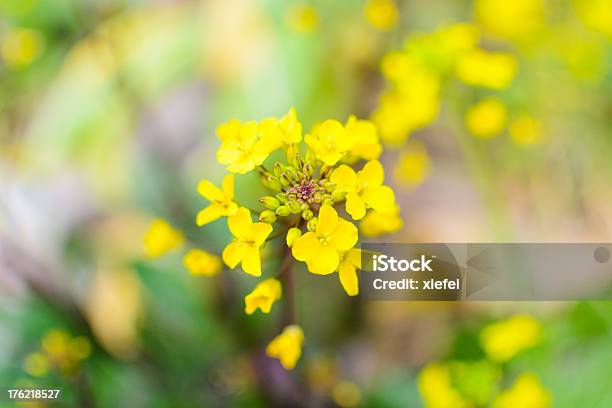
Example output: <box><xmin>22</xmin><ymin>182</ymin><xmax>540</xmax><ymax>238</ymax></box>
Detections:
<box><xmin>1</xmin><ymin>0</ymin><xmax>612</xmax><ymax>406</ymax></box>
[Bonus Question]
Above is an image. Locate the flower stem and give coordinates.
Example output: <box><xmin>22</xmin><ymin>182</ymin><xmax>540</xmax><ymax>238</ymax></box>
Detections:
<box><xmin>279</xmin><ymin>244</ymin><xmax>296</xmax><ymax>326</ymax></box>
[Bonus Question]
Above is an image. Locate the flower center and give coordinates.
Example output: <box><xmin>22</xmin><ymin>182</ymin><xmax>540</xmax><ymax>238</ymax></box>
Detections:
<box><xmin>289</xmin><ymin>180</ymin><xmax>316</xmax><ymax>203</ymax></box>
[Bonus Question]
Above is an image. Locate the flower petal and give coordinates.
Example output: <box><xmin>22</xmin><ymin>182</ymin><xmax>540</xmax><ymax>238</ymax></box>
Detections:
<box><xmin>362</xmin><ymin>185</ymin><xmax>396</xmax><ymax>213</ymax></box>
<box><xmin>291</xmin><ymin>232</ymin><xmax>319</xmax><ymax>261</ymax></box>
<box><xmin>196</xmin><ymin>204</ymin><xmax>223</xmax><ymax>226</ymax></box>
<box><xmin>358</xmin><ymin>160</ymin><xmax>384</xmax><ymax>187</ymax></box>
<box><xmin>310</xmin><ymin>245</ymin><xmax>340</xmax><ymax>275</ymax></box>
<box><xmin>316</xmin><ymin>205</ymin><xmax>338</xmax><ymax>237</ymax></box>
<box><xmin>197</xmin><ymin>179</ymin><xmax>224</xmax><ymax>202</ymax></box>
<box><xmin>222</xmin><ymin>242</ymin><xmax>246</xmax><ymax>269</ymax></box>
<box><xmin>331</xmin><ymin>165</ymin><xmax>358</xmax><ymax>192</ymax></box>
<box><xmin>228</xmin><ymin>207</ymin><xmax>252</xmax><ymax>238</ymax></box>
<box><xmin>329</xmin><ymin>218</ymin><xmax>358</xmax><ymax>251</ymax></box>
<box><xmin>250</xmin><ymin>222</ymin><xmax>273</xmax><ymax>246</ymax></box>
<box><xmin>241</xmin><ymin>246</ymin><xmax>262</xmax><ymax>277</ymax></box>
<box><xmin>338</xmin><ymin>259</ymin><xmax>359</xmax><ymax>296</ymax></box>
<box><xmin>221</xmin><ymin>175</ymin><xmax>234</xmax><ymax>200</ymax></box>
<box><xmin>345</xmin><ymin>192</ymin><xmax>367</xmax><ymax>220</ymax></box>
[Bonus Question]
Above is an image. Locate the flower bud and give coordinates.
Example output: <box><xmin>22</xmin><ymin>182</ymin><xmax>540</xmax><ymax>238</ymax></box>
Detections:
<box><xmin>286</xmin><ymin>228</ymin><xmax>302</xmax><ymax>247</ymax></box>
<box><xmin>303</xmin><ymin>163</ymin><xmax>313</xmax><ymax>177</ymax></box>
<box><xmin>285</xmin><ymin>166</ymin><xmax>298</xmax><ymax>180</ymax></box>
<box><xmin>259</xmin><ymin>210</ymin><xmax>277</xmax><ymax>223</ymax></box>
<box><xmin>260</xmin><ymin>174</ymin><xmax>282</xmax><ymax>191</ymax></box>
<box><xmin>273</xmin><ymin>162</ymin><xmax>285</xmax><ymax>177</ymax></box>
<box><xmin>280</xmin><ymin>173</ymin><xmax>292</xmax><ymax>186</ymax></box>
<box><xmin>276</xmin><ymin>193</ymin><xmax>288</xmax><ymax>203</ymax></box>
<box><xmin>286</xmin><ymin>144</ymin><xmax>298</xmax><ymax>164</ymax></box>
<box><xmin>259</xmin><ymin>196</ymin><xmax>280</xmax><ymax>210</ymax></box>
<box><xmin>307</xmin><ymin>217</ymin><xmax>318</xmax><ymax>232</ymax></box>
<box><xmin>302</xmin><ymin>209</ymin><xmax>314</xmax><ymax>220</ymax></box>
<box><xmin>287</xmin><ymin>201</ymin><xmax>302</xmax><ymax>214</ymax></box>
<box><xmin>320</xmin><ymin>164</ymin><xmax>333</xmax><ymax>179</ymax></box>
<box><xmin>322</xmin><ymin>197</ymin><xmax>334</xmax><ymax>206</ymax></box>
<box><xmin>300</xmin><ymin>202</ymin><xmax>309</xmax><ymax>211</ymax></box>
<box><xmin>323</xmin><ymin>181</ymin><xmax>335</xmax><ymax>192</ymax></box>
<box><xmin>275</xmin><ymin>206</ymin><xmax>291</xmax><ymax>217</ymax></box>
<box><xmin>331</xmin><ymin>190</ymin><xmax>346</xmax><ymax>202</ymax></box>
<box><xmin>313</xmin><ymin>193</ymin><xmax>323</xmax><ymax>203</ymax></box>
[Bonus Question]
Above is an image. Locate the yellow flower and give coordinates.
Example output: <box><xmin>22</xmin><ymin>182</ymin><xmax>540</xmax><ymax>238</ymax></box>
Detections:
<box><xmin>292</xmin><ymin>205</ymin><xmax>358</xmax><ymax>275</ymax></box>
<box><xmin>287</xmin><ymin>4</ymin><xmax>318</xmax><ymax>33</ymax></box>
<box><xmin>266</xmin><ymin>325</ymin><xmax>305</xmax><ymax>370</ymax></box>
<box><xmin>360</xmin><ymin>206</ymin><xmax>403</xmax><ymax>237</ymax></box>
<box><xmin>573</xmin><ymin>0</ymin><xmax>612</xmax><ymax>37</ymax></box>
<box><xmin>418</xmin><ymin>362</ymin><xmax>471</xmax><ymax>408</ymax></box>
<box><xmin>475</xmin><ymin>0</ymin><xmax>544</xmax><ymax>40</ymax></box>
<box><xmin>216</xmin><ymin>119</ymin><xmax>278</xmax><ymax>174</ymax></box>
<box><xmin>337</xmin><ymin>248</ymin><xmax>361</xmax><ymax>296</ymax></box>
<box><xmin>394</xmin><ymin>141</ymin><xmax>430</xmax><ymax>186</ymax></box>
<box><xmin>143</xmin><ymin>218</ymin><xmax>184</xmax><ymax>258</ymax></box>
<box><xmin>196</xmin><ymin>175</ymin><xmax>239</xmax><ymax>226</ymax></box>
<box><xmin>41</xmin><ymin>329</ymin><xmax>70</xmax><ymax>359</ymax></box>
<box><xmin>67</xmin><ymin>337</ymin><xmax>91</xmax><ymax>361</ymax></box>
<box><xmin>331</xmin><ymin>160</ymin><xmax>396</xmax><ymax>220</ymax></box>
<box><xmin>456</xmin><ymin>50</ymin><xmax>517</xmax><ymax>89</ymax></box>
<box><xmin>23</xmin><ymin>352</ymin><xmax>50</xmax><ymax>377</ymax></box>
<box><xmin>343</xmin><ymin>115</ymin><xmax>382</xmax><ymax>163</ymax></box>
<box><xmin>278</xmin><ymin>107</ymin><xmax>303</xmax><ymax>145</ymax></box>
<box><xmin>305</xmin><ymin>120</ymin><xmax>355</xmax><ymax>166</ymax></box>
<box><xmin>465</xmin><ymin>97</ymin><xmax>508</xmax><ymax>138</ymax></box>
<box><xmin>510</xmin><ymin>115</ymin><xmax>543</xmax><ymax>145</ymax></box>
<box><xmin>183</xmin><ymin>249</ymin><xmax>222</xmax><ymax>276</ymax></box>
<box><xmin>222</xmin><ymin>207</ymin><xmax>273</xmax><ymax>277</ymax></box>
<box><xmin>365</xmin><ymin>0</ymin><xmax>398</xmax><ymax>32</ymax></box>
<box><xmin>493</xmin><ymin>373</ymin><xmax>551</xmax><ymax>408</ymax></box>
<box><xmin>331</xmin><ymin>380</ymin><xmax>363</xmax><ymax>407</ymax></box>
<box><xmin>480</xmin><ymin>314</ymin><xmax>542</xmax><ymax>363</ymax></box>
<box><xmin>244</xmin><ymin>278</ymin><xmax>282</xmax><ymax>314</ymax></box>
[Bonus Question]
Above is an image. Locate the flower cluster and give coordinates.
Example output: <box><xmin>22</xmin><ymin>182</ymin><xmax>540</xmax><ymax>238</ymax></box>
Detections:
<box><xmin>143</xmin><ymin>108</ymin><xmax>402</xmax><ymax>370</ymax></box>
<box><xmin>23</xmin><ymin>329</ymin><xmax>91</xmax><ymax>378</ymax></box>
<box><xmin>418</xmin><ymin>314</ymin><xmax>550</xmax><ymax>408</ymax></box>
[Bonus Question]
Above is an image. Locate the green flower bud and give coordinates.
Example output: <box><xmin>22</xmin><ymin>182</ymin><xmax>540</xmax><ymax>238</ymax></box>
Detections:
<box><xmin>320</xmin><ymin>164</ymin><xmax>333</xmax><ymax>179</ymax></box>
<box><xmin>273</xmin><ymin>162</ymin><xmax>285</xmax><ymax>177</ymax></box>
<box><xmin>275</xmin><ymin>205</ymin><xmax>291</xmax><ymax>217</ymax></box>
<box><xmin>259</xmin><ymin>196</ymin><xmax>280</xmax><ymax>210</ymax></box>
<box><xmin>331</xmin><ymin>190</ymin><xmax>347</xmax><ymax>202</ymax></box>
<box><xmin>322</xmin><ymin>197</ymin><xmax>334</xmax><ymax>206</ymax></box>
<box><xmin>307</xmin><ymin>217</ymin><xmax>318</xmax><ymax>232</ymax></box>
<box><xmin>303</xmin><ymin>163</ymin><xmax>314</xmax><ymax>177</ymax></box>
<box><xmin>285</xmin><ymin>166</ymin><xmax>298</xmax><ymax>180</ymax></box>
<box><xmin>286</xmin><ymin>227</ymin><xmax>302</xmax><ymax>247</ymax></box>
<box><xmin>300</xmin><ymin>202</ymin><xmax>309</xmax><ymax>211</ymax></box>
<box><xmin>280</xmin><ymin>173</ymin><xmax>292</xmax><ymax>186</ymax></box>
<box><xmin>302</xmin><ymin>209</ymin><xmax>314</xmax><ymax>220</ymax></box>
<box><xmin>324</xmin><ymin>181</ymin><xmax>335</xmax><ymax>192</ymax></box>
<box><xmin>313</xmin><ymin>193</ymin><xmax>323</xmax><ymax>203</ymax></box>
<box><xmin>259</xmin><ymin>210</ymin><xmax>277</xmax><ymax>223</ymax></box>
<box><xmin>260</xmin><ymin>174</ymin><xmax>282</xmax><ymax>191</ymax></box>
<box><xmin>287</xmin><ymin>201</ymin><xmax>302</xmax><ymax>214</ymax></box>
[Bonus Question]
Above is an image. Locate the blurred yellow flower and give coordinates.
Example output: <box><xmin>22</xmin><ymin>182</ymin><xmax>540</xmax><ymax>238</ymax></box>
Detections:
<box><xmin>23</xmin><ymin>352</ymin><xmax>50</xmax><ymax>377</ymax></box>
<box><xmin>41</xmin><ymin>329</ymin><xmax>70</xmax><ymax>359</ymax></box>
<box><xmin>287</xmin><ymin>4</ymin><xmax>318</xmax><ymax>33</ymax></box>
<box><xmin>278</xmin><ymin>107</ymin><xmax>303</xmax><ymax>145</ymax></box>
<box><xmin>493</xmin><ymin>373</ymin><xmax>551</xmax><ymax>408</ymax></box>
<box><xmin>456</xmin><ymin>50</ymin><xmax>517</xmax><ymax>89</ymax></box>
<box><xmin>343</xmin><ymin>115</ymin><xmax>382</xmax><ymax>163</ymax></box>
<box><xmin>1</xmin><ymin>27</ymin><xmax>44</xmax><ymax>68</ymax></box>
<box><xmin>196</xmin><ymin>175</ymin><xmax>239</xmax><ymax>226</ymax></box>
<box><xmin>418</xmin><ymin>362</ymin><xmax>471</xmax><ymax>408</ymax></box>
<box><xmin>480</xmin><ymin>314</ymin><xmax>542</xmax><ymax>363</ymax></box>
<box><xmin>365</xmin><ymin>0</ymin><xmax>398</xmax><ymax>32</ymax></box>
<box><xmin>222</xmin><ymin>207</ymin><xmax>273</xmax><ymax>277</ymax></box>
<box><xmin>305</xmin><ymin>120</ymin><xmax>355</xmax><ymax>165</ymax></box>
<box><xmin>465</xmin><ymin>97</ymin><xmax>508</xmax><ymax>138</ymax></box>
<box><xmin>68</xmin><ymin>337</ymin><xmax>91</xmax><ymax>361</ymax></box>
<box><xmin>573</xmin><ymin>0</ymin><xmax>612</xmax><ymax>37</ymax></box>
<box><xmin>292</xmin><ymin>205</ymin><xmax>358</xmax><ymax>275</ymax></box>
<box><xmin>331</xmin><ymin>160</ymin><xmax>396</xmax><ymax>220</ymax></box>
<box><xmin>337</xmin><ymin>248</ymin><xmax>361</xmax><ymax>296</ymax></box>
<box><xmin>266</xmin><ymin>325</ymin><xmax>304</xmax><ymax>370</ymax></box>
<box><xmin>244</xmin><ymin>278</ymin><xmax>282</xmax><ymax>314</ymax></box>
<box><xmin>475</xmin><ymin>0</ymin><xmax>544</xmax><ymax>40</ymax></box>
<box><xmin>216</xmin><ymin>119</ymin><xmax>278</xmax><ymax>174</ymax></box>
<box><xmin>395</xmin><ymin>141</ymin><xmax>430</xmax><ymax>186</ymax></box>
<box><xmin>360</xmin><ymin>206</ymin><xmax>403</xmax><ymax>237</ymax></box>
<box><xmin>331</xmin><ymin>380</ymin><xmax>363</xmax><ymax>407</ymax></box>
<box><xmin>510</xmin><ymin>115</ymin><xmax>543</xmax><ymax>146</ymax></box>
<box><xmin>143</xmin><ymin>219</ymin><xmax>184</xmax><ymax>258</ymax></box>
<box><xmin>183</xmin><ymin>249</ymin><xmax>222</xmax><ymax>276</ymax></box>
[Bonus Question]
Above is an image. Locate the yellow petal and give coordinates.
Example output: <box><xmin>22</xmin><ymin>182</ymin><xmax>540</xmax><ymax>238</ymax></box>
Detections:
<box><xmin>228</xmin><ymin>207</ymin><xmax>252</xmax><ymax>238</ymax></box>
<box><xmin>286</xmin><ymin>227</ymin><xmax>302</xmax><ymax>247</ymax></box>
<box><xmin>291</xmin><ymin>232</ymin><xmax>319</xmax><ymax>261</ymax></box>
<box><xmin>183</xmin><ymin>249</ymin><xmax>222</xmax><ymax>276</ymax></box>
<box><xmin>221</xmin><ymin>174</ymin><xmax>234</xmax><ymax>199</ymax></box>
<box><xmin>345</xmin><ymin>192</ymin><xmax>367</xmax><ymax>220</ymax></box>
<box><xmin>329</xmin><ymin>218</ymin><xmax>358</xmax><ymax>251</ymax></box>
<box><xmin>196</xmin><ymin>203</ymin><xmax>223</xmax><ymax>226</ymax></box>
<box><xmin>216</xmin><ymin>118</ymin><xmax>242</xmax><ymax>141</ymax></box>
<box><xmin>222</xmin><ymin>242</ymin><xmax>246</xmax><ymax>269</ymax></box>
<box><xmin>362</xmin><ymin>185</ymin><xmax>396</xmax><ymax>213</ymax></box>
<box><xmin>197</xmin><ymin>179</ymin><xmax>224</xmax><ymax>202</ymax></box>
<box><xmin>316</xmin><ymin>205</ymin><xmax>339</xmax><ymax>237</ymax></box>
<box><xmin>241</xmin><ymin>246</ymin><xmax>262</xmax><ymax>276</ymax></box>
<box><xmin>250</xmin><ymin>222</ymin><xmax>273</xmax><ymax>247</ymax></box>
<box><xmin>331</xmin><ymin>165</ymin><xmax>358</xmax><ymax>192</ymax></box>
<box><xmin>358</xmin><ymin>160</ymin><xmax>384</xmax><ymax>187</ymax></box>
<box><xmin>310</xmin><ymin>245</ymin><xmax>340</xmax><ymax>275</ymax></box>
<box><xmin>338</xmin><ymin>259</ymin><xmax>359</xmax><ymax>296</ymax></box>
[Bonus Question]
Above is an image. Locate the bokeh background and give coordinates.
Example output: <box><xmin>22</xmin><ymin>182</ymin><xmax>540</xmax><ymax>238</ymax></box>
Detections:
<box><xmin>1</xmin><ymin>0</ymin><xmax>612</xmax><ymax>406</ymax></box>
